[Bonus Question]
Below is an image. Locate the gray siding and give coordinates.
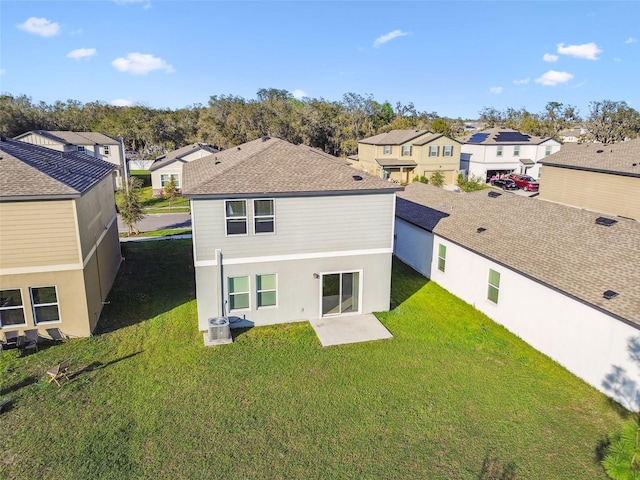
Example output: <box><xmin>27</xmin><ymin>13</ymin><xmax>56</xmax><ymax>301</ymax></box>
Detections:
<box><xmin>394</xmin><ymin>218</ymin><xmax>433</xmax><ymax>277</ymax></box>
<box><xmin>193</xmin><ymin>193</ymin><xmax>395</xmax><ymax>261</ymax></box>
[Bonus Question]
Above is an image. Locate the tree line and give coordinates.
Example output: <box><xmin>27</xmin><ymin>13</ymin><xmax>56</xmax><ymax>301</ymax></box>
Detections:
<box><xmin>1</xmin><ymin>89</ymin><xmax>638</xmax><ymax>158</ymax></box>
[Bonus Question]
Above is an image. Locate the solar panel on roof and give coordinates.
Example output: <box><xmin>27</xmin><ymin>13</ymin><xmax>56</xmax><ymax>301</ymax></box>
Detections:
<box><xmin>468</xmin><ymin>133</ymin><xmax>489</xmax><ymax>143</ymax></box>
<box><xmin>495</xmin><ymin>132</ymin><xmax>531</xmax><ymax>142</ymax></box>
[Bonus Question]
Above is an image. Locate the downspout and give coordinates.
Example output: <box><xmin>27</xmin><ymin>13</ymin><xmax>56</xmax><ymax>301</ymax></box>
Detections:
<box><xmin>216</xmin><ymin>249</ymin><xmax>224</xmax><ymax>317</ymax></box>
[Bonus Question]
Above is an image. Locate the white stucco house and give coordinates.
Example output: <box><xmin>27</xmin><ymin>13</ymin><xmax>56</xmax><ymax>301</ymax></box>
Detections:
<box><xmin>149</xmin><ymin>143</ymin><xmax>218</xmax><ymax>196</ymax></box>
<box><xmin>394</xmin><ymin>182</ymin><xmax>640</xmax><ymax>410</ymax></box>
<box><xmin>459</xmin><ymin>128</ymin><xmax>561</xmax><ymax>181</ymax></box>
<box><xmin>15</xmin><ymin>130</ymin><xmax>125</xmax><ymax>188</ymax></box>
<box><xmin>182</xmin><ymin>136</ymin><xmax>401</xmax><ymax>336</ymax></box>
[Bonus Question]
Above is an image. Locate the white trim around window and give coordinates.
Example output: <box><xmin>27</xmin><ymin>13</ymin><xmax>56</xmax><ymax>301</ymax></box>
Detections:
<box><xmin>443</xmin><ymin>145</ymin><xmax>453</xmax><ymax>157</ymax></box>
<box><xmin>429</xmin><ymin>145</ymin><xmax>439</xmax><ymax>157</ymax></box>
<box><xmin>160</xmin><ymin>173</ymin><xmax>181</xmax><ymax>188</ymax></box>
<box><xmin>0</xmin><ymin>288</ymin><xmax>27</xmax><ymax>328</ymax></box>
<box><xmin>256</xmin><ymin>273</ymin><xmax>277</xmax><ymax>308</ymax></box>
<box><xmin>513</xmin><ymin>145</ymin><xmax>520</xmax><ymax>156</ymax></box>
<box><xmin>225</xmin><ymin>200</ymin><xmax>248</xmax><ymax>236</ymax></box>
<box><xmin>383</xmin><ymin>145</ymin><xmax>392</xmax><ymax>155</ymax></box>
<box><xmin>103</xmin><ymin>145</ymin><xmax>111</xmax><ymax>155</ymax></box>
<box><xmin>30</xmin><ymin>285</ymin><xmax>61</xmax><ymax>324</ymax></box>
<box><xmin>228</xmin><ymin>276</ymin><xmax>251</xmax><ymax>311</ymax></box>
<box><xmin>401</xmin><ymin>145</ymin><xmax>411</xmax><ymax>156</ymax></box>
<box><xmin>496</xmin><ymin>146</ymin><xmax>503</xmax><ymax>157</ymax></box>
<box><xmin>254</xmin><ymin>199</ymin><xmax>275</xmax><ymax>234</ymax></box>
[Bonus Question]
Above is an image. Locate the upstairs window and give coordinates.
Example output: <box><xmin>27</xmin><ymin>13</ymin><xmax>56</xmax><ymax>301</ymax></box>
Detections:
<box><xmin>383</xmin><ymin>145</ymin><xmax>392</xmax><ymax>155</ymax></box>
<box><xmin>254</xmin><ymin>199</ymin><xmax>275</xmax><ymax>234</ymax></box>
<box><xmin>437</xmin><ymin>244</ymin><xmax>446</xmax><ymax>272</ymax></box>
<box><xmin>429</xmin><ymin>145</ymin><xmax>439</xmax><ymax>157</ymax></box>
<box><xmin>225</xmin><ymin>200</ymin><xmax>247</xmax><ymax>235</ymax></box>
<box><xmin>0</xmin><ymin>289</ymin><xmax>26</xmax><ymax>327</ymax></box>
<box><xmin>402</xmin><ymin>145</ymin><xmax>412</xmax><ymax>156</ymax></box>
<box><xmin>30</xmin><ymin>286</ymin><xmax>60</xmax><ymax>324</ymax></box>
<box><xmin>103</xmin><ymin>145</ymin><xmax>111</xmax><ymax>155</ymax></box>
<box><xmin>545</xmin><ymin>146</ymin><xmax>552</xmax><ymax>156</ymax></box>
<box><xmin>513</xmin><ymin>146</ymin><xmax>520</xmax><ymax>156</ymax></box>
<box><xmin>77</xmin><ymin>146</ymin><xmax>86</xmax><ymax>152</ymax></box>
<box><xmin>487</xmin><ymin>269</ymin><xmax>501</xmax><ymax>304</ymax></box>
<box><xmin>443</xmin><ymin>145</ymin><xmax>453</xmax><ymax>157</ymax></box>
<box><xmin>496</xmin><ymin>146</ymin><xmax>503</xmax><ymax>157</ymax></box>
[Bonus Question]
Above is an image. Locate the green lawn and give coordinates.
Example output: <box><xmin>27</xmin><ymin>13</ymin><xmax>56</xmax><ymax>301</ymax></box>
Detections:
<box><xmin>0</xmin><ymin>240</ymin><xmax>627</xmax><ymax>479</ymax></box>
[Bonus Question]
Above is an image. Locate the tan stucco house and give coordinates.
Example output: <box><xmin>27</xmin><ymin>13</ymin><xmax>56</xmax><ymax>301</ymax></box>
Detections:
<box><xmin>539</xmin><ymin>139</ymin><xmax>640</xmax><ymax>221</ymax></box>
<box><xmin>0</xmin><ymin>138</ymin><xmax>122</xmax><ymax>338</ymax></box>
<box><xmin>354</xmin><ymin>130</ymin><xmax>461</xmax><ymax>184</ymax></box>
<box><xmin>149</xmin><ymin>143</ymin><xmax>218</xmax><ymax>196</ymax></box>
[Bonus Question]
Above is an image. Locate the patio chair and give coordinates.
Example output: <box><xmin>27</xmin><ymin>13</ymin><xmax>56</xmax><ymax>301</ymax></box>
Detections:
<box><xmin>0</xmin><ymin>397</ymin><xmax>11</xmax><ymax>414</ymax></box>
<box><xmin>22</xmin><ymin>329</ymin><xmax>39</xmax><ymax>354</ymax></box>
<box><xmin>46</xmin><ymin>359</ymin><xmax>71</xmax><ymax>387</ymax></box>
<box><xmin>1</xmin><ymin>331</ymin><xmax>19</xmax><ymax>353</ymax></box>
<box><xmin>46</xmin><ymin>328</ymin><xmax>66</xmax><ymax>342</ymax></box>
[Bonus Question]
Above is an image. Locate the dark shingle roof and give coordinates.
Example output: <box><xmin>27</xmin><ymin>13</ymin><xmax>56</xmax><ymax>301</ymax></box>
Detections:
<box><xmin>183</xmin><ymin>137</ymin><xmax>402</xmax><ymax>197</ymax></box>
<box><xmin>0</xmin><ymin>138</ymin><xmax>115</xmax><ymax>199</ymax></box>
<box><xmin>459</xmin><ymin>127</ymin><xmax>554</xmax><ymax>145</ymax></box>
<box><xmin>359</xmin><ymin>130</ymin><xmax>430</xmax><ymax>146</ymax></box>
<box><xmin>149</xmin><ymin>143</ymin><xmax>218</xmax><ymax>171</ymax></box>
<box><xmin>539</xmin><ymin>139</ymin><xmax>640</xmax><ymax>177</ymax></box>
<box><xmin>15</xmin><ymin>130</ymin><xmax>120</xmax><ymax>145</ymax></box>
<box><xmin>376</xmin><ymin>159</ymin><xmax>418</xmax><ymax>167</ymax></box>
<box><xmin>396</xmin><ymin>183</ymin><xmax>640</xmax><ymax>327</ymax></box>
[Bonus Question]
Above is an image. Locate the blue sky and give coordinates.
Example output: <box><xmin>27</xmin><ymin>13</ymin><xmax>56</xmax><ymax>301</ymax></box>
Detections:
<box><xmin>1</xmin><ymin>1</ymin><xmax>638</xmax><ymax>119</ymax></box>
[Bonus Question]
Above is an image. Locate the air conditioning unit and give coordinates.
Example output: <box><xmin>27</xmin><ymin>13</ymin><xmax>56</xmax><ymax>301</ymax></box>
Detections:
<box><xmin>204</xmin><ymin>317</ymin><xmax>232</xmax><ymax>346</ymax></box>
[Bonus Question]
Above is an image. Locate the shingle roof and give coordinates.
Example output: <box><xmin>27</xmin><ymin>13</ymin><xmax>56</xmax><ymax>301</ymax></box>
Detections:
<box><xmin>396</xmin><ymin>183</ymin><xmax>640</xmax><ymax>327</ymax></box>
<box><xmin>539</xmin><ymin>139</ymin><xmax>640</xmax><ymax>177</ymax></box>
<box><xmin>0</xmin><ymin>138</ymin><xmax>115</xmax><ymax>199</ymax></box>
<box><xmin>412</xmin><ymin>133</ymin><xmax>461</xmax><ymax>146</ymax></box>
<box><xmin>183</xmin><ymin>137</ymin><xmax>402</xmax><ymax>196</ymax></box>
<box><xmin>149</xmin><ymin>143</ymin><xmax>218</xmax><ymax>171</ymax></box>
<box><xmin>376</xmin><ymin>159</ymin><xmax>418</xmax><ymax>167</ymax></box>
<box><xmin>459</xmin><ymin>127</ymin><xmax>555</xmax><ymax>145</ymax></box>
<box><xmin>16</xmin><ymin>130</ymin><xmax>120</xmax><ymax>145</ymax></box>
<box><xmin>358</xmin><ymin>130</ymin><xmax>430</xmax><ymax>145</ymax></box>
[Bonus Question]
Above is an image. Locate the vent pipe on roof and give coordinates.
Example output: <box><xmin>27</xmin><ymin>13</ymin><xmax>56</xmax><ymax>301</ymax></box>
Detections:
<box><xmin>477</xmin><ymin>227</ymin><xmax>487</xmax><ymax>233</ymax></box>
<box><xmin>603</xmin><ymin>290</ymin><xmax>618</xmax><ymax>300</ymax></box>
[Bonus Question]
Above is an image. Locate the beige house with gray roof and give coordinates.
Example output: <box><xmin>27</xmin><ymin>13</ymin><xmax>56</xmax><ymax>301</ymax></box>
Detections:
<box><xmin>394</xmin><ymin>182</ymin><xmax>640</xmax><ymax>410</ymax></box>
<box><xmin>183</xmin><ymin>137</ymin><xmax>401</xmax><ymax>338</ymax></box>
<box><xmin>149</xmin><ymin>143</ymin><xmax>218</xmax><ymax>196</ymax></box>
<box><xmin>355</xmin><ymin>130</ymin><xmax>461</xmax><ymax>185</ymax></box>
<box><xmin>0</xmin><ymin>139</ymin><xmax>122</xmax><ymax>338</ymax></box>
<box><xmin>539</xmin><ymin>139</ymin><xmax>640</xmax><ymax>221</ymax></box>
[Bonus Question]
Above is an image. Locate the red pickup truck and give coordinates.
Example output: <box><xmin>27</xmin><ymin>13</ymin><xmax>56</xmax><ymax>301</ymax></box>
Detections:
<box><xmin>508</xmin><ymin>174</ymin><xmax>539</xmax><ymax>191</ymax></box>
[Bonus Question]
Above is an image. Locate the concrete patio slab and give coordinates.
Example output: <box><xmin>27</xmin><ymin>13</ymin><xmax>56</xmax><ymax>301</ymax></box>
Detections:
<box><xmin>309</xmin><ymin>314</ymin><xmax>393</xmax><ymax>347</ymax></box>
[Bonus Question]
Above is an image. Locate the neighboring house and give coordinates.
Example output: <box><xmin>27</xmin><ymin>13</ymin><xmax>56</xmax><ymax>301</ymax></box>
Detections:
<box><xmin>182</xmin><ymin>136</ymin><xmax>401</xmax><ymax>335</ymax></box>
<box><xmin>0</xmin><ymin>138</ymin><xmax>122</xmax><ymax>338</ymax></box>
<box><xmin>394</xmin><ymin>182</ymin><xmax>640</xmax><ymax>410</ymax></box>
<box><xmin>149</xmin><ymin>143</ymin><xmax>218</xmax><ymax>196</ymax></box>
<box><xmin>539</xmin><ymin>139</ymin><xmax>640</xmax><ymax>221</ymax></box>
<box><xmin>15</xmin><ymin>130</ymin><xmax>125</xmax><ymax>188</ymax></box>
<box><xmin>558</xmin><ymin>127</ymin><xmax>587</xmax><ymax>143</ymax></box>
<box><xmin>459</xmin><ymin>128</ymin><xmax>561</xmax><ymax>181</ymax></box>
<box><xmin>355</xmin><ymin>130</ymin><xmax>461</xmax><ymax>185</ymax></box>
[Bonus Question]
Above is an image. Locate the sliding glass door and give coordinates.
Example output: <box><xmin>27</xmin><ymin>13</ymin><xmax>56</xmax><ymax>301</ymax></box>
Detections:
<box><xmin>321</xmin><ymin>272</ymin><xmax>360</xmax><ymax>316</ymax></box>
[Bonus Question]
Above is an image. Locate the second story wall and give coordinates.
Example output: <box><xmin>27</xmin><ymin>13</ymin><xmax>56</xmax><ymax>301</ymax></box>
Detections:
<box><xmin>193</xmin><ymin>192</ymin><xmax>395</xmax><ymax>262</ymax></box>
<box><xmin>75</xmin><ymin>175</ymin><xmax>118</xmax><ymax>260</ymax></box>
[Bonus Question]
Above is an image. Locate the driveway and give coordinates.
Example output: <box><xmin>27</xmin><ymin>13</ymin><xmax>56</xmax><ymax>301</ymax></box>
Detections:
<box><xmin>118</xmin><ymin>213</ymin><xmax>191</xmax><ymax>233</ymax></box>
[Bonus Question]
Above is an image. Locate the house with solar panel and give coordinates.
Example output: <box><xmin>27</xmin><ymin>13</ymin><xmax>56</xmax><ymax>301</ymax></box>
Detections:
<box><xmin>15</xmin><ymin>130</ymin><xmax>125</xmax><ymax>188</ymax></box>
<box><xmin>354</xmin><ymin>130</ymin><xmax>461</xmax><ymax>185</ymax></box>
<box><xmin>459</xmin><ymin>128</ymin><xmax>561</xmax><ymax>182</ymax></box>
<box><xmin>149</xmin><ymin>143</ymin><xmax>218</xmax><ymax>196</ymax></box>
<box><xmin>0</xmin><ymin>138</ymin><xmax>122</xmax><ymax>338</ymax></box>
<box><xmin>539</xmin><ymin>139</ymin><xmax>640</xmax><ymax>221</ymax></box>
<box><xmin>394</xmin><ymin>182</ymin><xmax>640</xmax><ymax>410</ymax></box>
<box><xmin>182</xmin><ymin>136</ymin><xmax>401</xmax><ymax>339</ymax></box>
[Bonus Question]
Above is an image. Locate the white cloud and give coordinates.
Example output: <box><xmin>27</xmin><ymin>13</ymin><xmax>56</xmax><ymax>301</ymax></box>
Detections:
<box><xmin>110</xmin><ymin>99</ymin><xmax>135</xmax><ymax>107</ymax></box>
<box><xmin>625</xmin><ymin>37</ymin><xmax>637</xmax><ymax>44</ymax></box>
<box><xmin>373</xmin><ymin>30</ymin><xmax>409</xmax><ymax>48</ymax></box>
<box><xmin>489</xmin><ymin>86</ymin><xmax>503</xmax><ymax>94</ymax></box>
<box><xmin>17</xmin><ymin>17</ymin><xmax>60</xmax><ymax>37</ymax></box>
<box><xmin>292</xmin><ymin>89</ymin><xmax>307</xmax><ymax>100</ymax></box>
<box><xmin>111</xmin><ymin>52</ymin><xmax>174</xmax><ymax>74</ymax></box>
<box><xmin>535</xmin><ymin>70</ymin><xmax>574</xmax><ymax>86</ymax></box>
<box><xmin>557</xmin><ymin>42</ymin><xmax>602</xmax><ymax>60</ymax></box>
<box><xmin>543</xmin><ymin>53</ymin><xmax>559</xmax><ymax>62</ymax></box>
<box><xmin>113</xmin><ymin>0</ymin><xmax>151</xmax><ymax>8</ymax></box>
<box><xmin>513</xmin><ymin>78</ymin><xmax>530</xmax><ymax>85</ymax></box>
<box><xmin>66</xmin><ymin>48</ymin><xmax>96</xmax><ymax>60</ymax></box>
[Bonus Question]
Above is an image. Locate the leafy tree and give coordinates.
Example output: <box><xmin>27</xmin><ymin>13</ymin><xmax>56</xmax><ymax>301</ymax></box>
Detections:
<box><xmin>457</xmin><ymin>173</ymin><xmax>487</xmax><ymax>192</ymax></box>
<box><xmin>586</xmin><ymin>100</ymin><xmax>640</xmax><ymax>143</ymax></box>
<box><xmin>163</xmin><ymin>178</ymin><xmax>178</xmax><ymax>211</ymax></box>
<box><xmin>431</xmin><ymin>118</ymin><xmax>451</xmax><ymax>136</ymax></box>
<box><xmin>430</xmin><ymin>171</ymin><xmax>445</xmax><ymax>187</ymax></box>
<box><xmin>117</xmin><ymin>177</ymin><xmax>145</xmax><ymax>236</ymax></box>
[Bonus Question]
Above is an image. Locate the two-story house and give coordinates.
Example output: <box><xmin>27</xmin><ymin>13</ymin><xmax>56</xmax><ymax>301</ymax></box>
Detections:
<box><xmin>0</xmin><ymin>138</ymin><xmax>122</xmax><ymax>338</ymax></box>
<box><xmin>15</xmin><ymin>130</ymin><xmax>125</xmax><ymax>188</ymax></box>
<box><xmin>149</xmin><ymin>143</ymin><xmax>218</xmax><ymax>196</ymax></box>
<box><xmin>182</xmin><ymin>137</ymin><xmax>401</xmax><ymax>337</ymax></box>
<box><xmin>539</xmin><ymin>139</ymin><xmax>640</xmax><ymax>221</ymax></box>
<box><xmin>355</xmin><ymin>130</ymin><xmax>461</xmax><ymax>185</ymax></box>
<box><xmin>459</xmin><ymin>128</ymin><xmax>561</xmax><ymax>181</ymax></box>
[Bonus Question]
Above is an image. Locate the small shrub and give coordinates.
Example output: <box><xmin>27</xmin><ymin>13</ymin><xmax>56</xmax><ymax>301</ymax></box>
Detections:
<box><xmin>603</xmin><ymin>422</ymin><xmax>640</xmax><ymax>480</ymax></box>
<box><xmin>457</xmin><ymin>173</ymin><xmax>487</xmax><ymax>192</ymax></box>
<box><xmin>430</xmin><ymin>171</ymin><xmax>445</xmax><ymax>187</ymax></box>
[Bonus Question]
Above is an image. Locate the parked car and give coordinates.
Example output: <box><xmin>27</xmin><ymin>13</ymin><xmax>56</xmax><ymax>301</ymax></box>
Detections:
<box><xmin>509</xmin><ymin>174</ymin><xmax>539</xmax><ymax>191</ymax></box>
<box><xmin>492</xmin><ymin>178</ymin><xmax>518</xmax><ymax>191</ymax></box>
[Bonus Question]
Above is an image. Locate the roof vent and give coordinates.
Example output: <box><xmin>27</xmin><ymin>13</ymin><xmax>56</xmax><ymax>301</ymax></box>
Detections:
<box><xmin>595</xmin><ymin>216</ymin><xmax>617</xmax><ymax>227</ymax></box>
<box><xmin>262</xmin><ymin>135</ymin><xmax>270</xmax><ymax>142</ymax></box>
<box><xmin>596</xmin><ymin>149</ymin><xmax>604</xmax><ymax>153</ymax></box>
<box><xmin>487</xmin><ymin>191</ymin><xmax>501</xmax><ymax>198</ymax></box>
<box><xmin>603</xmin><ymin>290</ymin><xmax>618</xmax><ymax>300</ymax></box>
<box><xmin>477</xmin><ymin>227</ymin><xmax>487</xmax><ymax>233</ymax></box>
<box><xmin>352</xmin><ymin>175</ymin><xmax>363</xmax><ymax>181</ymax></box>
<box><xmin>633</xmin><ymin>163</ymin><xmax>638</xmax><ymax>167</ymax></box>
<box><xmin>237</xmin><ymin>147</ymin><xmax>241</xmax><ymax>150</ymax></box>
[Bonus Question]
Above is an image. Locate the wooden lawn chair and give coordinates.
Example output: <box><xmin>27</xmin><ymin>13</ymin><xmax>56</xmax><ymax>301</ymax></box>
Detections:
<box><xmin>46</xmin><ymin>359</ymin><xmax>71</xmax><ymax>387</ymax></box>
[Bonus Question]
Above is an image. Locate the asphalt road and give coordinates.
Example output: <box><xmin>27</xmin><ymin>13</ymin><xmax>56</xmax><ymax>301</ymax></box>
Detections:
<box><xmin>117</xmin><ymin>213</ymin><xmax>191</xmax><ymax>233</ymax></box>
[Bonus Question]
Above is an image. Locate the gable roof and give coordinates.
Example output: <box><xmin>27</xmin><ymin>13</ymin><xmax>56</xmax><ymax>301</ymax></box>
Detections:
<box><xmin>396</xmin><ymin>182</ymin><xmax>640</xmax><ymax>327</ymax></box>
<box><xmin>183</xmin><ymin>137</ymin><xmax>402</xmax><ymax>197</ymax></box>
<box><xmin>412</xmin><ymin>133</ymin><xmax>461</xmax><ymax>146</ymax></box>
<box><xmin>149</xmin><ymin>143</ymin><xmax>218</xmax><ymax>171</ymax></box>
<box><xmin>15</xmin><ymin>130</ymin><xmax>120</xmax><ymax>146</ymax></box>
<box><xmin>459</xmin><ymin>127</ymin><xmax>556</xmax><ymax>146</ymax></box>
<box><xmin>0</xmin><ymin>138</ymin><xmax>115</xmax><ymax>200</ymax></box>
<box><xmin>539</xmin><ymin>139</ymin><xmax>640</xmax><ymax>177</ymax></box>
<box><xmin>359</xmin><ymin>130</ymin><xmax>430</xmax><ymax>146</ymax></box>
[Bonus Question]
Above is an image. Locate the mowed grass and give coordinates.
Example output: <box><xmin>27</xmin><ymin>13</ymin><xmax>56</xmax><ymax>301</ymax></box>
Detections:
<box><xmin>0</xmin><ymin>240</ymin><xmax>626</xmax><ymax>479</ymax></box>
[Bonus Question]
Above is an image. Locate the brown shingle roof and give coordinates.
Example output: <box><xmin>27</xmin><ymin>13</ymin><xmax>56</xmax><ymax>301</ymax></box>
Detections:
<box><xmin>376</xmin><ymin>159</ymin><xmax>418</xmax><ymax>167</ymax></box>
<box><xmin>459</xmin><ymin>127</ymin><xmax>555</xmax><ymax>145</ymax></box>
<box><xmin>396</xmin><ymin>183</ymin><xmax>640</xmax><ymax>327</ymax></box>
<box><xmin>539</xmin><ymin>139</ymin><xmax>640</xmax><ymax>177</ymax></box>
<box><xmin>359</xmin><ymin>130</ymin><xmax>430</xmax><ymax>145</ymax></box>
<box><xmin>183</xmin><ymin>137</ymin><xmax>402</xmax><ymax>197</ymax></box>
<box><xmin>0</xmin><ymin>138</ymin><xmax>115</xmax><ymax>199</ymax></box>
<box><xmin>149</xmin><ymin>143</ymin><xmax>218</xmax><ymax>171</ymax></box>
<box><xmin>16</xmin><ymin>130</ymin><xmax>120</xmax><ymax>145</ymax></box>
<box><xmin>412</xmin><ymin>133</ymin><xmax>461</xmax><ymax>146</ymax></box>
